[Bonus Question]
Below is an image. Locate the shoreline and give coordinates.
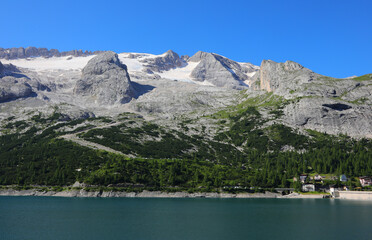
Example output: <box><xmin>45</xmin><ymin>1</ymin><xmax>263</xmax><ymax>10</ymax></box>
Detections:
<box><xmin>0</xmin><ymin>189</ymin><xmax>327</xmax><ymax>199</ymax></box>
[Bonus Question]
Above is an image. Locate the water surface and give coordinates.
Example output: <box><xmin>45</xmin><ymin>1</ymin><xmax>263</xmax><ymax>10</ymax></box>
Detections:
<box><xmin>0</xmin><ymin>197</ymin><xmax>371</xmax><ymax>240</ymax></box>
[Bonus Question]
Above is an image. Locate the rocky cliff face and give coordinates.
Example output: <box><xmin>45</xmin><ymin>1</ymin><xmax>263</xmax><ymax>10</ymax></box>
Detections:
<box><xmin>259</xmin><ymin>60</ymin><xmax>318</xmax><ymax>94</ymax></box>
<box><xmin>254</xmin><ymin>59</ymin><xmax>372</xmax><ymax>138</ymax></box>
<box><xmin>188</xmin><ymin>51</ymin><xmax>258</xmax><ymax>89</ymax></box>
<box><xmin>0</xmin><ymin>47</ymin><xmax>100</xmax><ymax>59</ymax></box>
<box><xmin>140</xmin><ymin>50</ymin><xmax>184</xmax><ymax>73</ymax></box>
<box><xmin>74</xmin><ymin>51</ymin><xmax>137</xmax><ymax>105</ymax></box>
<box><xmin>283</xmin><ymin>98</ymin><xmax>372</xmax><ymax>138</ymax></box>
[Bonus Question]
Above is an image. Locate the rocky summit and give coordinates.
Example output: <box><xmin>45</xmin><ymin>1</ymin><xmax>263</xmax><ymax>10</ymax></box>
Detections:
<box><xmin>189</xmin><ymin>51</ymin><xmax>258</xmax><ymax>89</ymax></box>
<box><xmin>0</xmin><ymin>47</ymin><xmax>371</xmax><ymax>139</ymax></box>
<box><xmin>74</xmin><ymin>51</ymin><xmax>137</xmax><ymax>105</ymax></box>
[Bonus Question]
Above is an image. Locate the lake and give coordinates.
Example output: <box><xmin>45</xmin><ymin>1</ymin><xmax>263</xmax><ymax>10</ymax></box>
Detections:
<box><xmin>0</xmin><ymin>196</ymin><xmax>371</xmax><ymax>240</ymax></box>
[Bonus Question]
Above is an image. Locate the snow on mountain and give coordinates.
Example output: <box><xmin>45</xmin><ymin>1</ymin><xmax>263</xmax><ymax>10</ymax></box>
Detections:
<box><xmin>1</xmin><ymin>50</ymin><xmax>259</xmax><ymax>89</ymax></box>
<box><xmin>117</xmin><ymin>52</ymin><xmax>213</xmax><ymax>85</ymax></box>
<box><xmin>1</xmin><ymin>55</ymin><xmax>96</xmax><ymax>71</ymax></box>
<box><xmin>157</xmin><ymin>61</ymin><xmax>200</xmax><ymax>83</ymax></box>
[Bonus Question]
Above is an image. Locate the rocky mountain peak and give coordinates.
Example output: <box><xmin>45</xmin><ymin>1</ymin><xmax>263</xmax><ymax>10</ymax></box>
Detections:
<box><xmin>140</xmin><ymin>50</ymin><xmax>184</xmax><ymax>73</ymax></box>
<box><xmin>162</xmin><ymin>50</ymin><xmax>183</xmax><ymax>66</ymax></box>
<box><xmin>188</xmin><ymin>51</ymin><xmax>212</xmax><ymax>62</ymax></box>
<box><xmin>74</xmin><ymin>51</ymin><xmax>136</xmax><ymax>105</ymax></box>
<box><xmin>82</xmin><ymin>51</ymin><xmax>127</xmax><ymax>75</ymax></box>
<box><xmin>188</xmin><ymin>51</ymin><xmax>258</xmax><ymax>89</ymax></box>
<box><xmin>164</xmin><ymin>49</ymin><xmax>178</xmax><ymax>57</ymax></box>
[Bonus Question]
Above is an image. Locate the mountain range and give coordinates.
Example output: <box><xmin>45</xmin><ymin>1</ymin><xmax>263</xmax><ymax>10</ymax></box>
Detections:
<box><xmin>0</xmin><ymin>46</ymin><xmax>371</xmax><ymax>189</ymax></box>
<box><xmin>1</xmin><ymin>47</ymin><xmax>371</xmax><ymax>138</ymax></box>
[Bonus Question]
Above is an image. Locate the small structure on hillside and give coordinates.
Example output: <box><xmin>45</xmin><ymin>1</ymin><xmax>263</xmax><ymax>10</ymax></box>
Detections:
<box><xmin>313</xmin><ymin>174</ymin><xmax>323</xmax><ymax>181</ymax></box>
<box><xmin>340</xmin><ymin>174</ymin><xmax>347</xmax><ymax>182</ymax></box>
<box><xmin>299</xmin><ymin>174</ymin><xmax>308</xmax><ymax>183</ymax></box>
<box><xmin>359</xmin><ymin>176</ymin><xmax>372</xmax><ymax>187</ymax></box>
<box><xmin>302</xmin><ymin>184</ymin><xmax>315</xmax><ymax>192</ymax></box>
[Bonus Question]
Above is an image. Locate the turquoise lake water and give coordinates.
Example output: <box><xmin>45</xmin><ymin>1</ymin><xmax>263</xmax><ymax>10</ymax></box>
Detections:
<box><xmin>0</xmin><ymin>196</ymin><xmax>371</xmax><ymax>240</ymax></box>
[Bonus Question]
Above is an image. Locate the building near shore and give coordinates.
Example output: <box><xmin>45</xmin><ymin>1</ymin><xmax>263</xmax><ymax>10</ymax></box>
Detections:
<box><xmin>359</xmin><ymin>177</ymin><xmax>372</xmax><ymax>187</ymax></box>
<box><xmin>302</xmin><ymin>184</ymin><xmax>315</xmax><ymax>192</ymax></box>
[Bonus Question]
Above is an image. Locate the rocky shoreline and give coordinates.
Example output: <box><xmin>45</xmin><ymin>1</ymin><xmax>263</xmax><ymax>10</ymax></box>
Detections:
<box><xmin>0</xmin><ymin>189</ymin><xmax>326</xmax><ymax>199</ymax></box>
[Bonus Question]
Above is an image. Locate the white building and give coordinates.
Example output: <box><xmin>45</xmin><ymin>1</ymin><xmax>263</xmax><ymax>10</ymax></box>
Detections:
<box><xmin>359</xmin><ymin>177</ymin><xmax>372</xmax><ymax>187</ymax></box>
<box><xmin>302</xmin><ymin>184</ymin><xmax>315</xmax><ymax>192</ymax></box>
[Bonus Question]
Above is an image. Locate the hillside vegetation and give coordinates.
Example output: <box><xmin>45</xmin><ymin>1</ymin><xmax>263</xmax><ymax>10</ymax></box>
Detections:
<box><xmin>0</xmin><ymin>103</ymin><xmax>371</xmax><ymax>192</ymax></box>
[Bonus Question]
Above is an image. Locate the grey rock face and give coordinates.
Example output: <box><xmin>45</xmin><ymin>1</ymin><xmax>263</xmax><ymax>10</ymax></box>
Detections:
<box><xmin>257</xmin><ymin>59</ymin><xmax>372</xmax><ymax>137</ymax></box>
<box><xmin>74</xmin><ymin>51</ymin><xmax>136</xmax><ymax>105</ymax></box>
<box><xmin>188</xmin><ymin>51</ymin><xmax>211</xmax><ymax>62</ymax></box>
<box><xmin>283</xmin><ymin>97</ymin><xmax>372</xmax><ymax>138</ymax></box>
<box><xmin>260</xmin><ymin>60</ymin><xmax>318</xmax><ymax>94</ymax></box>
<box><xmin>129</xmin><ymin>78</ymin><xmax>237</xmax><ymax>118</ymax></box>
<box><xmin>140</xmin><ymin>50</ymin><xmax>185</xmax><ymax>72</ymax></box>
<box><xmin>189</xmin><ymin>51</ymin><xmax>258</xmax><ymax>89</ymax></box>
<box><xmin>25</xmin><ymin>47</ymin><xmax>39</xmax><ymax>57</ymax></box>
<box><xmin>0</xmin><ymin>76</ymin><xmax>34</xmax><ymax>103</ymax></box>
<box><xmin>0</xmin><ymin>60</ymin><xmax>37</xmax><ymax>102</ymax></box>
<box><xmin>181</xmin><ymin>55</ymin><xmax>190</xmax><ymax>61</ymax></box>
<box><xmin>0</xmin><ymin>47</ymin><xmax>94</xmax><ymax>59</ymax></box>
<box><xmin>0</xmin><ymin>61</ymin><xmax>3</xmax><ymax>76</ymax></box>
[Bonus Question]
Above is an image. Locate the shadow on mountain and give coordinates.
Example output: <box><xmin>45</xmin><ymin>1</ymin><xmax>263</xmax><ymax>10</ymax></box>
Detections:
<box><xmin>132</xmin><ymin>82</ymin><xmax>156</xmax><ymax>99</ymax></box>
<box><xmin>0</xmin><ymin>92</ymin><xmax>37</xmax><ymax>104</ymax></box>
<box><xmin>322</xmin><ymin>103</ymin><xmax>352</xmax><ymax>111</ymax></box>
<box><xmin>7</xmin><ymin>72</ymin><xmax>31</xmax><ymax>79</ymax></box>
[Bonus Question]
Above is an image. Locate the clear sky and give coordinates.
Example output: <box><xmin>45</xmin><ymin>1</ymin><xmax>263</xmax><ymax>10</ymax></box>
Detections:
<box><xmin>1</xmin><ymin>0</ymin><xmax>371</xmax><ymax>78</ymax></box>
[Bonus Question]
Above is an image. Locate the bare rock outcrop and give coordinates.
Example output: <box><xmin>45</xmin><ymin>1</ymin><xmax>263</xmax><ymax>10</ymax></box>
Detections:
<box><xmin>259</xmin><ymin>60</ymin><xmax>319</xmax><ymax>94</ymax></box>
<box><xmin>0</xmin><ymin>76</ymin><xmax>34</xmax><ymax>103</ymax></box>
<box><xmin>283</xmin><ymin>97</ymin><xmax>372</xmax><ymax>138</ymax></box>
<box><xmin>0</xmin><ymin>60</ymin><xmax>37</xmax><ymax>102</ymax></box>
<box><xmin>256</xmin><ymin>59</ymin><xmax>372</xmax><ymax>137</ymax></box>
<box><xmin>0</xmin><ymin>46</ymin><xmax>96</xmax><ymax>59</ymax></box>
<box><xmin>188</xmin><ymin>51</ymin><xmax>258</xmax><ymax>89</ymax></box>
<box><xmin>74</xmin><ymin>51</ymin><xmax>137</xmax><ymax>105</ymax></box>
<box><xmin>140</xmin><ymin>50</ymin><xmax>184</xmax><ymax>72</ymax></box>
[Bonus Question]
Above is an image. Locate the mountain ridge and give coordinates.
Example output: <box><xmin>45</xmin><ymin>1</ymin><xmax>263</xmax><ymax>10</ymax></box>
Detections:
<box><xmin>0</xmin><ymin>48</ymin><xmax>371</xmax><ymax>138</ymax></box>
<box><xmin>0</xmin><ymin>48</ymin><xmax>371</xmax><ymax>191</ymax></box>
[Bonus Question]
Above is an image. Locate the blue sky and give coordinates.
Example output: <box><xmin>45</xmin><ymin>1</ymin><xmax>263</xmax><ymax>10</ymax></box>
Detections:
<box><xmin>1</xmin><ymin>0</ymin><xmax>371</xmax><ymax>78</ymax></box>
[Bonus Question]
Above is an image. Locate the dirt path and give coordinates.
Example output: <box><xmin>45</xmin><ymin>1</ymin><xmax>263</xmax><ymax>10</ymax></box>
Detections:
<box><xmin>60</xmin><ymin>134</ymin><xmax>125</xmax><ymax>155</ymax></box>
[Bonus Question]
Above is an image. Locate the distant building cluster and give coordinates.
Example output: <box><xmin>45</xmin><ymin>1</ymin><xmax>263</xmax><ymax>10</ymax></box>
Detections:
<box><xmin>294</xmin><ymin>174</ymin><xmax>372</xmax><ymax>193</ymax></box>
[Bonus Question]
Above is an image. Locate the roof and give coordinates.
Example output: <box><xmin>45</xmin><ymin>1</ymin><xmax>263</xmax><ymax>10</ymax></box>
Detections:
<box><xmin>359</xmin><ymin>176</ymin><xmax>372</xmax><ymax>180</ymax></box>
